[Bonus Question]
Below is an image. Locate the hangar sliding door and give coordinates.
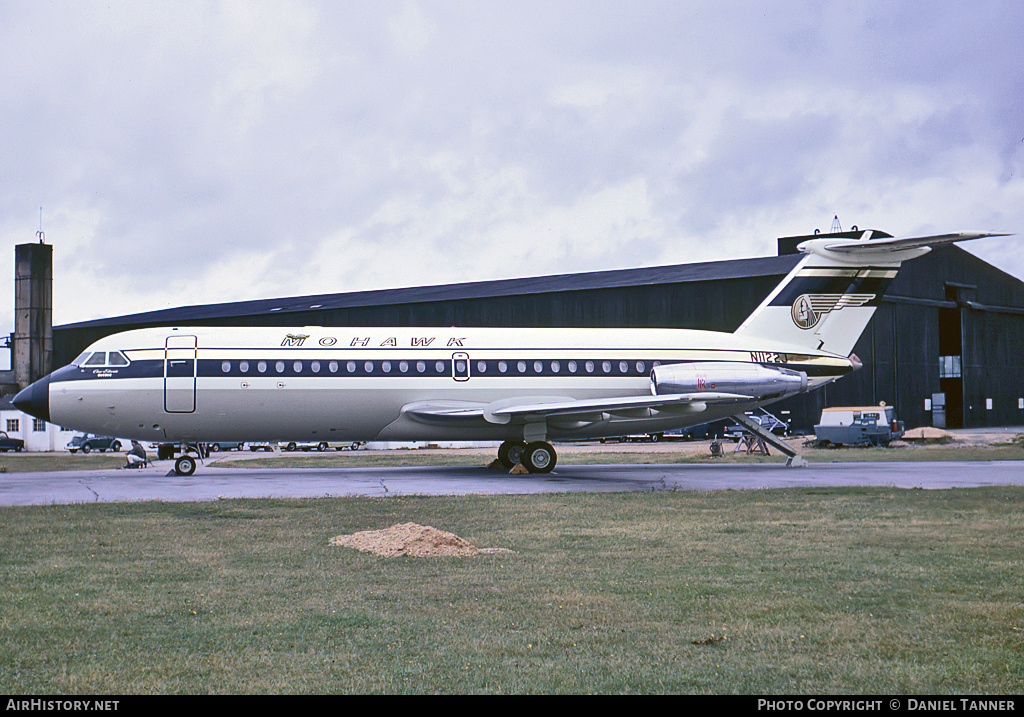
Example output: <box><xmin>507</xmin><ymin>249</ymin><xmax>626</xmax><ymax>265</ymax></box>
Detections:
<box><xmin>164</xmin><ymin>335</ymin><xmax>197</xmax><ymax>413</ymax></box>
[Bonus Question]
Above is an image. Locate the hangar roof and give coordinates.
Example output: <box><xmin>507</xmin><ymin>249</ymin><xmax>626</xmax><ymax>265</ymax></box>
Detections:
<box><xmin>57</xmin><ymin>252</ymin><xmax>804</xmax><ymax>330</ymax></box>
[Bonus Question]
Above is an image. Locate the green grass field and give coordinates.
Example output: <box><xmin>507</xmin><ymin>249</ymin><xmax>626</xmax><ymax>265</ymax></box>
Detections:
<box><xmin>2</xmin><ymin>486</ymin><xmax>1022</xmax><ymax>694</ymax></box>
<box><xmin>203</xmin><ymin>442</ymin><xmax>1024</xmax><ymax>469</ymax></box>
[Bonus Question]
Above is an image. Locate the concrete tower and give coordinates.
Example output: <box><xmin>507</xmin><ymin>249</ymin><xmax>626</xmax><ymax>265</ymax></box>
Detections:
<box><xmin>13</xmin><ymin>241</ymin><xmax>52</xmax><ymax>391</ymax></box>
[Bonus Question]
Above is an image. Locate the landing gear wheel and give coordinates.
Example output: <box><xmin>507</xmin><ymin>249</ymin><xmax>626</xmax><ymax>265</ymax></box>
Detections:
<box><xmin>497</xmin><ymin>440</ymin><xmax>528</xmax><ymax>468</ymax></box>
<box><xmin>174</xmin><ymin>455</ymin><xmax>197</xmax><ymax>476</ymax></box>
<box><xmin>523</xmin><ymin>441</ymin><xmax>556</xmax><ymax>473</ymax></box>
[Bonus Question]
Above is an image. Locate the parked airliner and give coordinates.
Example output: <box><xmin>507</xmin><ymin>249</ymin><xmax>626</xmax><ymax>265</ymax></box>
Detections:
<box><xmin>13</xmin><ymin>231</ymin><xmax>1004</xmax><ymax>476</ymax></box>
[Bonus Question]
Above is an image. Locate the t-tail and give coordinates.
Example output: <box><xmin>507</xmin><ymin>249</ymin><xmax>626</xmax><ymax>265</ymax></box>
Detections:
<box><xmin>733</xmin><ymin>231</ymin><xmax>1008</xmax><ymax>357</ymax></box>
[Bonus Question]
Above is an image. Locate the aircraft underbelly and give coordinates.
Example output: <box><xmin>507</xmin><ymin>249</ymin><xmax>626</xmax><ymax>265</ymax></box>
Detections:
<box><xmin>47</xmin><ymin>375</ymin><xmax>734</xmax><ymax>443</ymax></box>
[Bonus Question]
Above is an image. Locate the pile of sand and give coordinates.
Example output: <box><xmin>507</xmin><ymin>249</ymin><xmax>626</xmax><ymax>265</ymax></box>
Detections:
<box><xmin>329</xmin><ymin>522</ymin><xmax>512</xmax><ymax>557</ymax></box>
<box><xmin>902</xmin><ymin>426</ymin><xmax>955</xmax><ymax>440</ymax></box>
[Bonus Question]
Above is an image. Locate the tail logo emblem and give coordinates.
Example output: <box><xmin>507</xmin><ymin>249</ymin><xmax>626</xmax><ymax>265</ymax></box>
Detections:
<box><xmin>791</xmin><ymin>294</ymin><xmax>875</xmax><ymax>330</ymax></box>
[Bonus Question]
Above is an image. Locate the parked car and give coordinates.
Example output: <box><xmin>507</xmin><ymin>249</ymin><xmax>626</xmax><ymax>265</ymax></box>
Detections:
<box><xmin>599</xmin><ymin>433</ymin><xmax>664</xmax><ymax>443</ymax></box>
<box><xmin>283</xmin><ymin>440</ymin><xmax>367</xmax><ymax>451</ymax></box>
<box><xmin>208</xmin><ymin>442</ymin><xmax>246</xmax><ymax>452</ymax></box>
<box><xmin>67</xmin><ymin>434</ymin><xmax>122</xmax><ymax>453</ymax></box>
<box><xmin>0</xmin><ymin>431</ymin><xmax>25</xmax><ymax>452</ymax></box>
<box><xmin>681</xmin><ymin>419</ymin><xmax>733</xmax><ymax>440</ymax></box>
<box><xmin>285</xmin><ymin>441</ymin><xmax>330</xmax><ymax>451</ymax></box>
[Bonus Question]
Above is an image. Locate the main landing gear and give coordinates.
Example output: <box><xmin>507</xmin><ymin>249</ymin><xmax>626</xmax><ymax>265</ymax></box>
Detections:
<box><xmin>497</xmin><ymin>440</ymin><xmax>557</xmax><ymax>473</ymax></box>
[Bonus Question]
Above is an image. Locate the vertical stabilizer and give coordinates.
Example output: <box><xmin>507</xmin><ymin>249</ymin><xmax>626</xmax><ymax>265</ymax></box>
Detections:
<box><xmin>733</xmin><ymin>231</ymin><xmax>1005</xmax><ymax>357</ymax></box>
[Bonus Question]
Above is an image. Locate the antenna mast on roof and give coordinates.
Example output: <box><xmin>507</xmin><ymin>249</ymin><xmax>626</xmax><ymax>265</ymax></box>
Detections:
<box><xmin>37</xmin><ymin>207</ymin><xmax>45</xmax><ymax>244</ymax></box>
<box><xmin>831</xmin><ymin>215</ymin><xmax>842</xmax><ymax>233</ymax></box>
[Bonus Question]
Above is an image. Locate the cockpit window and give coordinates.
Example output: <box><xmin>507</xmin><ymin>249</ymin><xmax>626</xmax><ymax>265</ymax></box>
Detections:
<box><xmin>78</xmin><ymin>351</ymin><xmax>130</xmax><ymax>367</ymax></box>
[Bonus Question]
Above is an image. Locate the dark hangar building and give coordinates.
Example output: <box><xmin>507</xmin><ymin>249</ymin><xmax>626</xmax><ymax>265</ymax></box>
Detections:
<box><xmin>51</xmin><ymin>229</ymin><xmax>1024</xmax><ymax>434</ymax></box>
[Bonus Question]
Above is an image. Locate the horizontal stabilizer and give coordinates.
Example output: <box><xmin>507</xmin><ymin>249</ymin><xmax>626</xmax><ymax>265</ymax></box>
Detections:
<box><xmin>798</xmin><ymin>231</ymin><xmax>1009</xmax><ymax>263</ymax></box>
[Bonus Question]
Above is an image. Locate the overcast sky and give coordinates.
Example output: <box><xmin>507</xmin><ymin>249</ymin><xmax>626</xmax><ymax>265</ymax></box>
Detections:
<box><xmin>2</xmin><ymin>1</ymin><xmax>1023</xmax><ymax>352</ymax></box>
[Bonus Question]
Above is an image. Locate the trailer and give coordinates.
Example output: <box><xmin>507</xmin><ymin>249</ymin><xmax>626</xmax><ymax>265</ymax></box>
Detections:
<box><xmin>813</xmin><ymin>405</ymin><xmax>905</xmax><ymax>447</ymax></box>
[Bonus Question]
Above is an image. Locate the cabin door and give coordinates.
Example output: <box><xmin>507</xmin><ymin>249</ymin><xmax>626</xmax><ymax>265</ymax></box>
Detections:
<box><xmin>164</xmin><ymin>335</ymin><xmax>197</xmax><ymax>413</ymax></box>
<box><xmin>452</xmin><ymin>352</ymin><xmax>471</xmax><ymax>381</ymax></box>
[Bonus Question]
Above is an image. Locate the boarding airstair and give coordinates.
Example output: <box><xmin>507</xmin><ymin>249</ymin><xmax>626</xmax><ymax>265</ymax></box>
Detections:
<box><xmin>729</xmin><ymin>412</ymin><xmax>807</xmax><ymax>467</ymax></box>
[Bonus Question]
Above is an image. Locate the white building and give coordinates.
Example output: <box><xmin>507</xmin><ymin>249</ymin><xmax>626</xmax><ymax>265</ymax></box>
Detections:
<box><xmin>0</xmin><ymin>395</ymin><xmax>77</xmax><ymax>452</ymax></box>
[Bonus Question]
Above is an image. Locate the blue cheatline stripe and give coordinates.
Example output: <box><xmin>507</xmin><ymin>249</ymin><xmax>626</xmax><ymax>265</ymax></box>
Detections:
<box><xmin>48</xmin><ymin>353</ymin><xmax>854</xmax><ymax>384</ymax></box>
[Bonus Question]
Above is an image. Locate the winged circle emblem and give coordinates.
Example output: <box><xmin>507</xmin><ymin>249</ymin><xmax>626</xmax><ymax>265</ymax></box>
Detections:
<box><xmin>791</xmin><ymin>294</ymin><xmax>875</xmax><ymax>330</ymax></box>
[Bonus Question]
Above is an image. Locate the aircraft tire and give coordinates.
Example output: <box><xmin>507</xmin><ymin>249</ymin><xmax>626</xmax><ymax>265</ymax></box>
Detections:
<box><xmin>523</xmin><ymin>441</ymin><xmax>556</xmax><ymax>473</ymax></box>
<box><xmin>175</xmin><ymin>455</ymin><xmax>197</xmax><ymax>476</ymax></box>
<box><xmin>498</xmin><ymin>440</ymin><xmax>528</xmax><ymax>468</ymax></box>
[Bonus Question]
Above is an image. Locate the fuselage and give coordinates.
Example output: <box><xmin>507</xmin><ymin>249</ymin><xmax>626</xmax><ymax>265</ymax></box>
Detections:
<box><xmin>20</xmin><ymin>325</ymin><xmax>854</xmax><ymax>445</ymax></box>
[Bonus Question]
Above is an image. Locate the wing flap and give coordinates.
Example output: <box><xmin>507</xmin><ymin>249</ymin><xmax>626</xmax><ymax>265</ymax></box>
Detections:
<box><xmin>489</xmin><ymin>392</ymin><xmax>751</xmax><ymax>420</ymax></box>
<box><xmin>403</xmin><ymin>392</ymin><xmax>753</xmax><ymax>428</ymax></box>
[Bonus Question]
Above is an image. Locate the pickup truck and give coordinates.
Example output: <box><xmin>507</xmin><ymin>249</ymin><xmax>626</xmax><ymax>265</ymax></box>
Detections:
<box><xmin>0</xmin><ymin>431</ymin><xmax>25</xmax><ymax>452</ymax></box>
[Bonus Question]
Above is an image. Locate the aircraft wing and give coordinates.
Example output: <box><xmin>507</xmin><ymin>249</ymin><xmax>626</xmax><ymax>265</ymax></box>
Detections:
<box><xmin>402</xmin><ymin>391</ymin><xmax>752</xmax><ymax>428</ymax></box>
<box><xmin>811</xmin><ymin>231</ymin><xmax>1008</xmax><ymax>254</ymax></box>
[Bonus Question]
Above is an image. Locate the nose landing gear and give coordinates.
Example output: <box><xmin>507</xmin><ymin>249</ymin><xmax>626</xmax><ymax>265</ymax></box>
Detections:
<box><xmin>172</xmin><ymin>443</ymin><xmax>206</xmax><ymax>476</ymax></box>
<box><xmin>174</xmin><ymin>454</ymin><xmax>197</xmax><ymax>476</ymax></box>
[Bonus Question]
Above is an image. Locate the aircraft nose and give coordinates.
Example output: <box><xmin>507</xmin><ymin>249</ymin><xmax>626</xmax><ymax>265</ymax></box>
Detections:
<box><xmin>13</xmin><ymin>374</ymin><xmax>51</xmax><ymax>423</ymax></box>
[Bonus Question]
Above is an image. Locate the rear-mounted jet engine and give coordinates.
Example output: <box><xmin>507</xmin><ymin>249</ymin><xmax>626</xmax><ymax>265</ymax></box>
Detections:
<box><xmin>651</xmin><ymin>362</ymin><xmax>808</xmax><ymax>401</ymax></box>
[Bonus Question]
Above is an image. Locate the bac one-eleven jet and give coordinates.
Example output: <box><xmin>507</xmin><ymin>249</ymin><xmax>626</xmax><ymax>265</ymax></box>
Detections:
<box><xmin>14</xmin><ymin>230</ymin><xmax>1005</xmax><ymax>476</ymax></box>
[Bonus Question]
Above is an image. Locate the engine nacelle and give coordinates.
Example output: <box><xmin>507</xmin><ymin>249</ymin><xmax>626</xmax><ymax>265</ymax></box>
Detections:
<box><xmin>651</xmin><ymin>362</ymin><xmax>808</xmax><ymax>401</ymax></box>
